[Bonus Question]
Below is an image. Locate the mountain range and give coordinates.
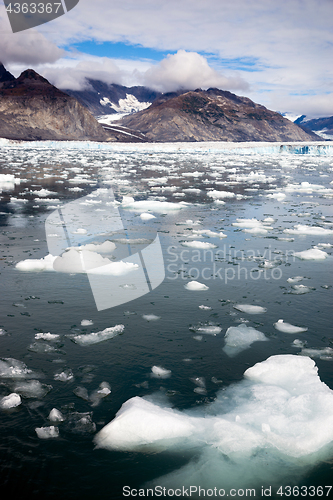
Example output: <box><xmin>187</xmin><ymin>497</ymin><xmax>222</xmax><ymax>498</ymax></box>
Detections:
<box><xmin>0</xmin><ymin>63</ymin><xmax>327</xmax><ymax>143</ymax></box>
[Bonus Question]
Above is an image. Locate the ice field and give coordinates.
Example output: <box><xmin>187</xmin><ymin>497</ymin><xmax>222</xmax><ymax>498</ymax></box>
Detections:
<box><xmin>0</xmin><ymin>140</ymin><xmax>332</xmax><ymax>499</ymax></box>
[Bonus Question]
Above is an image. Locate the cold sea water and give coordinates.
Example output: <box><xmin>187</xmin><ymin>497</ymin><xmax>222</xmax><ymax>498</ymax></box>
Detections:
<box><xmin>0</xmin><ymin>141</ymin><xmax>332</xmax><ymax>500</ymax></box>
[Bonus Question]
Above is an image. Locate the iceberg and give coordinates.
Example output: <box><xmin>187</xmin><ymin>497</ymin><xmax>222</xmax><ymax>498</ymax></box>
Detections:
<box><xmin>94</xmin><ymin>355</ymin><xmax>333</xmax><ymax>491</ymax></box>
<box><xmin>151</xmin><ymin>366</ymin><xmax>172</xmax><ymax>378</ymax></box>
<box><xmin>35</xmin><ymin>426</ymin><xmax>59</xmax><ymax>439</ymax></box>
<box><xmin>181</xmin><ymin>241</ymin><xmax>217</xmax><ymax>249</ymax></box>
<box><xmin>294</xmin><ymin>248</ymin><xmax>328</xmax><ymax>260</ymax></box>
<box><xmin>284</xmin><ymin>225</ymin><xmax>333</xmax><ymax>236</ymax></box>
<box><xmin>223</xmin><ymin>323</ymin><xmax>268</xmax><ymax>356</ymax></box>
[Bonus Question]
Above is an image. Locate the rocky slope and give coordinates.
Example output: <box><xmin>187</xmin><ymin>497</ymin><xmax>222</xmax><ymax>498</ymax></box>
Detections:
<box><xmin>120</xmin><ymin>88</ymin><xmax>320</xmax><ymax>142</ymax></box>
<box><xmin>0</xmin><ymin>65</ymin><xmax>109</xmax><ymax>141</ymax></box>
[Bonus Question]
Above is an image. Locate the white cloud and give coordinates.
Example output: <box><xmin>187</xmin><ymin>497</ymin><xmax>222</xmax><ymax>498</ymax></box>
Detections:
<box><xmin>0</xmin><ymin>7</ymin><xmax>63</xmax><ymax>65</ymax></box>
<box><xmin>141</xmin><ymin>50</ymin><xmax>248</xmax><ymax>92</ymax></box>
<box><xmin>1</xmin><ymin>0</ymin><xmax>332</xmax><ymax>116</ymax></box>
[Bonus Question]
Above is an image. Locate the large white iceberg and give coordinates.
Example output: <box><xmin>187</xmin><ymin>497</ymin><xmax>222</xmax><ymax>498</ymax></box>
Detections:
<box><xmin>94</xmin><ymin>355</ymin><xmax>333</xmax><ymax>491</ymax></box>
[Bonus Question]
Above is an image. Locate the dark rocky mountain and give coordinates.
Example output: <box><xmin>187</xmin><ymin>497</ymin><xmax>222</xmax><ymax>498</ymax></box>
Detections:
<box><xmin>63</xmin><ymin>80</ymin><xmax>162</xmax><ymax>117</ymax></box>
<box><xmin>119</xmin><ymin>88</ymin><xmax>320</xmax><ymax>142</ymax></box>
<box><xmin>0</xmin><ymin>65</ymin><xmax>113</xmax><ymax>141</ymax></box>
<box><xmin>295</xmin><ymin>115</ymin><xmax>333</xmax><ymax>139</ymax></box>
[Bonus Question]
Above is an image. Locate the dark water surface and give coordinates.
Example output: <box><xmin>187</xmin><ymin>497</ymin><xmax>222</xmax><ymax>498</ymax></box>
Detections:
<box><xmin>0</xmin><ymin>142</ymin><xmax>332</xmax><ymax>499</ymax></box>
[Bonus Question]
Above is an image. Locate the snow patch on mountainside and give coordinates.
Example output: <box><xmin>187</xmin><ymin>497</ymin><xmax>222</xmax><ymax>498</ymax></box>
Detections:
<box><xmin>98</xmin><ymin>94</ymin><xmax>151</xmax><ymax>123</ymax></box>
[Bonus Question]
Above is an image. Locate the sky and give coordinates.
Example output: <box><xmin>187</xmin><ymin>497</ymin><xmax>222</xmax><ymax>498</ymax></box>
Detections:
<box><xmin>0</xmin><ymin>0</ymin><xmax>332</xmax><ymax>118</ymax></box>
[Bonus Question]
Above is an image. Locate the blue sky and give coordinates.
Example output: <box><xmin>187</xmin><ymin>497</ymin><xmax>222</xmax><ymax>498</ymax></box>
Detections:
<box><xmin>1</xmin><ymin>0</ymin><xmax>332</xmax><ymax>117</ymax></box>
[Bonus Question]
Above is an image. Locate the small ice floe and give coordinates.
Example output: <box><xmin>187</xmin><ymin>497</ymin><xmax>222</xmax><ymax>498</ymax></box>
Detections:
<box><xmin>193</xmin><ymin>335</ymin><xmax>203</xmax><ymax>341</ymax></box>
<box><xmin>198</xmin><ymin>305</ymin><xmax>212</xmax><ymax>310</ymax></box>
<box><xmin>294</xmin><ymin>248</ymin><xmax>328</xmax><ymax>260</ymax></box>
<box><xmin>151</xmin><ymin>366</ymin><xmax>171</xmax><ymax>379</ymax></box>
<box><xmin>142</xmin><ymin>314</ymin><xmax>161</xmax><ymax>321</ymax></box>
<box><xmin>184</xmin><ymin>281</ymin><xmax>209</xmax><ymax>291</ymax></box>
<box><xmin>90</xmin><ymin>382</ymin><xmax>112</xmax><ymax>407</ymax></box>
<box><xmin>207</xmin><ymin>190</ymin><xmax>235</xmax><ymax>199</ymax></box>
<box><xmin>35</xmin><ymin>426</ymin><xmax>59</xmax><ymax>439</ymax></box>
<box><xmin>0</xmin><ymin>393</ymin><xmax>21</xmax><ymax>409</ymax></box>
<box><xmin>66</xmin><ymin>412</ymin><xmax>96</xmax><ymax>434</ymax></box>
<box><xmin>267</xmin><ymin>192</ymin><xmax>286</xmax><ymax>201</ymax></box>
<box><xmin>35</xmin><ymin>332</ymin><xmax>60</xmax><ymax>341</ymax></box>
<box><xmin>15</xmin><ymin>254</ymin><xmax>56</xmax><ymax>272</ymax></box>
<box><xmin>191</xmin><ymin>377</ymin><xmax>207</xmax><ymax>395</ymax></box>
<box><xmin>273</xmin><ymin>320</ymin><xmax>308</xmax><ymax>334</ymax></box>
<box><xmin>232</xmin><ymin>218</ymin><xmax>272</xmax><ymax>235</ymax></box>
<box><xmin>54</xmin><ymin>369</ymin><xmax>74</xmax><ymax>382</ymax></box>
<box><xmin>289</xmin><ymin>284</ymin><xmax>313</xmax><ymax>295</ymax></box>
<box><xmin>48</xmin><ymin>408</ymin><xmax>65</xmax><ymax>422</ymax></box>
<box><xmin>73</xmin><ymin>386</ymin><xmax>90</xmax><ymax>401</ymax></box>
<box><xmin>140</xmin><ymin>213</ymin><xmax>156</xmax><ymax>220</ymax></box>
<box><xmin>284</xmin><ymin>225</ymin><xmax>333</xmax><ymax>236</ymax></box>
<box><xmin>72</xmin><ymin>325</ymin><xmax>124</xmax><ymax>346</ymax></box>
<box><xmin>287</xmin><ymin>276</ymin><xmax>305</xmax><ymax>283</ymax></box>
<box><xmin>0</xmin><ymin>358</ymin><xmax>36</xmax><ymax>379</ymax></box>
<box><xmin>81</xmin><ymin>319</ymin><xmax>93</xmax><ymax>326</ymax></box>
<box><xmin>192</xmin><ymin>229</ymin><xmax>227</xmax><ymax>239</ymax></box>
<box><xmin>31</xmin><ymin>189</ymin><xmax>56</xmax><ymax>198</ymax></box>
<box><xmin>72</xmin><ymin>228</ymin><xmax>87</xmax><ymax>235</ymax></box>
<box><xmin>317</xmin><ymin>243</ymin><xmax>332</xmax><ymax>248</ymax></box>
<box><xmin>181</xmin><ymin>241</ymin><xmax>217</xmax><ymax>249</ymax></box>
<box><xmin>72</xmin><ymin>241</ymin><xmax>116</xmax><ymax>254</ymax></box>
<box><xmin>28</xmin><ymin>342</ymin><xmax>59</xmax><ymax>354</ymax></box>
<box><xmin>299</xmin><ymin>347</ymin><xmax>333</xmax><ymax>361</ymax></box>
<box><xmin>292</xmin><ymin>339</ymin><xmax>307</xmax><ymax>348</ymax></box>
<box><xmin>13</xmin><ymin>380</ymin><xmax>52</xmax><ymax>399</ymax></box>
<box><xmin>122</xmin><ymin>197</ymin><xmax>187</xmax><ymax>213</ymax></box>
<box><xmin>223</xmin><ymin>324</ymin><xmax>268</xmax><ymax>357</ymax></box>
<box><xmin>190</xmin><ymin>324</ymin><xmax>221</xmax><ymax>336</ymax></box>
<box><xmin>233</xmin><ymin>304</ymin><xmax>267</xmax><ymax>314</ymax></box>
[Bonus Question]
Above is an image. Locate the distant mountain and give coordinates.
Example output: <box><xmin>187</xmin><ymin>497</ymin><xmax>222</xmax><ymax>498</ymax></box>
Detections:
<box><xmin>62</xmin><ymin>80</ymin><xmax>162</xmax><ymax>118</ymax></box>
<box><xmin>0</xmin><ymin>64</ymin><xmax>110</xmax><ymax>141</ymax></box>
<box><xmin>294</xmin><ymin>115</ymin><xmax>333</xmax><ymax>140</ymax></box>
<box><xmin>119</xmin><ymin>88</ymin><xmax>320</xmax><ymax>142</ymax></box>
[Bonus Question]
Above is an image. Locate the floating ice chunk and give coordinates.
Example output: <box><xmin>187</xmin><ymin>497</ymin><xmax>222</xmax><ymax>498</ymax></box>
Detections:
<box><xmin>190</xmin><ymin>324</ymin><xmax>221</xmax><ymax>335</ymax></box>
<box><xmin>194</xmin><ymin>387</ymin><xmax>207</xmax><ymax>395</ymax></box>
<box><xmin>66</xmin><ymin>412</ymin><xmax>96</xmax><ymax>434</ymax></box>
<box><xmin>181</xmin><ymin>241</ymin><xmax>217</xmax><ymax>249</ymax></box>
<box><xmin>72</xmin><ymin>228</ymin><xmax>87</xmax><ymax>235</ymax></box>
<box><xmin>54</xmin><ymin>369</ymin><xmax>74</xmax><ymax>382</ymax></box>
<box><xmin>72</xmin><ymin>324</ymin><xmax>124</xmax><ymax>346</ymax></box>
<box><xmin>317</xmin><ymin>243</ymin><xmax>332</xmax><ymax>248</ymax></box>
<box><xmin>142</xmin><ymin>314</ymin><xmax>161</xmax><ymax>321</ymax></box>
<box><xmin>28</xmin><ymin>342</ymin><xmax>59</xmax><ymax>354</ymax></box>
<box><xmin>81</xmin><ymin>319</ymin><xmax>94</xmax><ymax>326</ymax></box>
<box><xmin>0</xmin><ymin>358</ymin><xmax>35</xmax><ymax>379</ymax></box>
<box><xmin>31</xmin><ymin>189</ymin><xmax>56</xmax><ymax>197</ymax></box>
<box><xmin>140</xmin><ymin>213</ymin><xmax>156</xmax><ymax>220</ymax></box>
<box><xmin>122</xmin><ymin>197</ymin><xmax>187</xmax><ymax>213</ymax></box>
<box><xmin>88</xmin><ymin>260</ymin><xmax>139</xmax><ymax>276</ymax></box>
<box><xmin>53</xmin><ymin>249</ymin><xmax>111</xmax><ymax>273</ymax></box>
<box><xmin>284</xmin><ymin>225</ymin><xmax>333</xmax><ymax>236</ymax></box>
<box><xmin>35</xmin><ymin>332</ymin><xmax>60</xmax><ymax>341</ymax></box>
<box><xmin>294</xmin><ymin>248</ymin><xmax>328</xmax><ymax>260</ymax></box>
<box><xmin>0</xmin><ymin>393</ymin><xmax>21</xmax><ymax>409</ymax></box>
<box><xmin>14</xmin><ymin>380</ymin><xmax>52</xmax><ymax>398</ymax></box>
<box><xmin>207</xmin><ymin>190</ymin><xmax>235</xmax><ymax>199</ymax></box>
<box><xmin>198</xmin><ymin>305</ymin><xmax>212</xmax><ymax>310</ymax></box>
<box><xmin>94</xmin><ymin>396</ymin><xmax>196</xmax><ymax>451</ymax></box>
<box><xmin>193</xmin><ymin>335</ymin><xmax>203</xmax><ymax>341</ymax></box>
<box><xmin>90</xmin><ymin>382</ymin><xmax>112</xmax><ymax>407</ymax></box>
<box><xmin>15</xmin><ymin>254</ymin><xmax>56</xmax><ymax>272</ymax></box>
<box><xmin>190</xmin><ymin>377</ymin><xmax>206</xmax><ymax>388</ymax></box>
<box><xmin>151</xmin><ymin>366</ymin><xmax>171</xmax><ymax>379</ymax></box>
<box><xmin>290</xmin><ymin>284</ymin><xmax>313</xmax><ymax>294</ymax></box>
<box><xmin>223</xmin><ymin>324</ymin><xmax>268</xmax><ymax>356</ymax></box>
<box><xmin>232</xmin><ymin>218</ymin><xmax>265</xmax><ymax>228</ymax></box>
<box><xmin>233</xmin><ymin>304</ymin><xmax>267</xmax><ymax>314</ymax></box>
<box><xmin>73</xmin><ymin>386</ymin><xmax>90</xmax><ymax>401</ymax></box>
<box><xmin>243</xmin><ymin>226</ymin><xmax>268</xmax><ymax>235</ymax></box>
<box><xmin>192</xmin><ymin>229</ymin><xmax>227</xmax><ymax>239</ymax></box>
<box><xmin>35</xmin><ymin>426</ymin><xmax>59</xmax><ymax>439</ymax></box>
<box><xmin>49</xmin><ymin>408</ymin><xmax>65</xmax><ymax>422</ymax></box>
<box><xmin>267</xmin><ymin>192</ymin><xmax>286</xmax><ymax>201</ymax></box>
<box><xmin>292</xmin><ymin>339</ymin><xmax>306</xmax><ymax>348</ymax></box>
<box><xmin>273</xmin><ymin>320</ymin><xmax>308</xmax><ymax>334</ymax></box>
<box><xmin>287</xmin><ymin>276</ymin><xmax>305</xmax><ymax>283</ymax></box>
<box><xmin>184</xmin><ymin>281</ymin><xmax>209</xmax><ymax>291</ymax></box>
<box><xmin>300</xmin><ymin>347</ymin><xmax>333</xmax><ymax>361</ymax></box>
